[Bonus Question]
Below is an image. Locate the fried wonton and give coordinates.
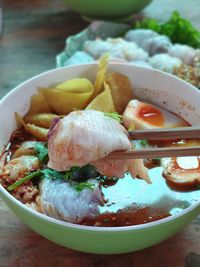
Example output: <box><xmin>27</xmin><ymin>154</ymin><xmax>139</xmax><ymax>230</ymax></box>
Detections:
<box><xmin>106</xmin><ymin>72</ymin><xmax>134</xmax><ymax>114</ymax></box>
<box><xmin>40</xmin><ymin>78</ymin><xmax>94</xmax><ymax>115</ymax></box>
<box><xmin>86</xmin><ymin>82</ymin><xmax>116</xmax><ymax>113</ymax></box>
<box><xmin>25</xmin><ymin>91</ymin><xmax>52</xmax><ymax>117</ymax></box>
<box><xmin>25</xmin><ymin>113</ymin><xmax>60</xmax><ymax>128</ymax></box>
<box><xmin>92</xmin><ymin>54</ymin><xmax>109</xmax><ymax>99</ymax></box>
<box><xmin>15</xmin><ymin>113</ymin><xmax>48</xmax><ymax>141</ymax></box>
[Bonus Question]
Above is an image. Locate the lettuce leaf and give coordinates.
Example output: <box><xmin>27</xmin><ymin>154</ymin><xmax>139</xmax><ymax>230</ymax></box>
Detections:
<box><xmin>133</xmin><ymin>11</ymin><xmax>200</xmax><ymax>48</ymax></box>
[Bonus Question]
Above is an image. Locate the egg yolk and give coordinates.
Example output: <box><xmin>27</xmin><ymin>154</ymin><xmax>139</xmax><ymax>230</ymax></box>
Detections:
<box><xmin>138</xmin><ymin>104</ymin><xmax>164</xmax><ymax>127</ymax></box>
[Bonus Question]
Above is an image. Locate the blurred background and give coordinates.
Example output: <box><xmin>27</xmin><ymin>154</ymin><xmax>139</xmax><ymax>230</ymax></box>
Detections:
<box><xmin>1</xmin><ymin>0</ymin><xmax>200</xmax><ymax>99</ymax></box>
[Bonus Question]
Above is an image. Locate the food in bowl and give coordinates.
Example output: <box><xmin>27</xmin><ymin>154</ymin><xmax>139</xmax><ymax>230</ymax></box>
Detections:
<box><xmin>0</xmin><ymin>56</ymin><xmax>200</xmax><ymax>229</ymax></box>
<box><xmin>61</xmin><ymin>13</ymin><xmax>200</xmax><ymax>89</ymax></box>
<box><xmin>82</xmin><ymin>31</ymin><xmax>200</xmax><ymax>88</ymax></box>
<box><xmin>0</xmin><ymin>60</ymin><xmax>200</xmax><ymax>253</ymax></box>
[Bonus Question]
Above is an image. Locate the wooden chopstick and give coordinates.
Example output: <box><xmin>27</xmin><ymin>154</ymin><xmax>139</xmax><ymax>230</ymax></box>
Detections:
<box><xmin>107</xmin><ymin>146</ymin><xmax>200</xmax><ymax>160</ymax></box>
<box><xmin>128</xmin><ymin>126</ymin><xmax>200</xmax><ymax>141</ymax></box>
<box><xmin>106</xmin><ymin>126</ymin><xmax>200</xmax><ymax>160</ymax></box>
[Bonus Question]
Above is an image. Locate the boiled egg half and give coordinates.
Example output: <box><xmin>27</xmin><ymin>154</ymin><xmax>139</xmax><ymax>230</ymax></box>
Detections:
<box><xmin>123</xmin><ymin>100</ymin><xmax>188</xmax><ymax>130</ymax></box>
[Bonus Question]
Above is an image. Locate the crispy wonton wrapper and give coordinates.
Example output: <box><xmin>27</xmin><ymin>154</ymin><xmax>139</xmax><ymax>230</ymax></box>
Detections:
<box><xmin>40</xmin><ymin>78</ymin><xmax>94</xmax><ymax>115</ymax></box>
<box><xmin>92</xmin><ymin>54</ymin><xmax>109</xmax><ymax>99</ymax></box>
<box><xmin>106</xmin><ymin>72</ymin><xmax>134</xmax><ymax>114</ymax></box>
<box><xmin>25</xmin><ymin>92</ymin><xmax>52</xmax><ymax>117</ymax></box>
<box><xmin>86</xmin><ymin>82</ymin><xmax>116</xmax><ymax>112</ymax></box>
<box><xmin>25</xmin><ymin>124</ymin><xmax>48</xmax><ymax>141</ymax></box>
<box><xmin>15</xmin><ymin>113</ymin><xmax>48</xmax><ymax>141</ymax></box>
<box><xmin>25</xmin><ymin>113</ymin><xmax>60</xmax><ymax>128</ymax></box>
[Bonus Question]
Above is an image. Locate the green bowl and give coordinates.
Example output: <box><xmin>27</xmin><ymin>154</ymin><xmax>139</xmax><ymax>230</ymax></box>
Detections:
<box><xmin>0</xmin><ymin>63</ymin><xmax>200</xmax><ymax>254</ymax></box>
<box><xmin>63</xmin><ymin>0</ymin><xmax>153</xmax><ymax>20</ymax></box>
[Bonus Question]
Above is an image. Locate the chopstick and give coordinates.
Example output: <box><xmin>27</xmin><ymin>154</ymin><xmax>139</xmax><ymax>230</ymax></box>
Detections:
<box><xmin>106</xmin><ymin>126</ymin><xmax>200</xmax><ymax>160</ymax></box>
<box><xmin>107</xmin><ymin>146</ymin><xmax>200</xmax><ymax>160</ymax></box>
<box><xmin>128</xmin><ymin>126</ymin><xmax>200</xmax><ymax>140</ymax></box>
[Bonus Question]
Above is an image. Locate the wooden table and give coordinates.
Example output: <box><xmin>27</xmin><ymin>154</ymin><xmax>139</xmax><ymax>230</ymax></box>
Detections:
<box><xmin>0</xmin><ymin>1</ymin><xmax>200</xmax><ymax>266</ymax></box>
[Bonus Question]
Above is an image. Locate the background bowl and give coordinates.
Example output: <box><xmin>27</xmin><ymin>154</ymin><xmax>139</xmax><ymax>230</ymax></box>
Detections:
<box><xmin>0</xmin><ymin>63</ymin><xmax>200</xmax><ymax>254</ymax></box>
<box><xmin>63</xmin><ymin>0</ymin><xmax>153</xmax><ymax>20</ymax></box>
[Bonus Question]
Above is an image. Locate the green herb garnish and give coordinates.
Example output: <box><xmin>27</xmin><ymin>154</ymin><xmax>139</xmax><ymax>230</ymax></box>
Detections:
<box><xmin>7</xmin><ymin>171</ymin><xmax>42</xmax><ymax>191</ymax></box>
<box><xmin>133</xmin><ymin>11</ymin><xmax>200</xmax><ymax>48</ymax></box>
<box><xmin>134</xmin><ymin>17</ymin><xmax>162</xmax><ymax>33</ymax></box>
<box><xmin>140</xmin><ymin>139</ymin><xmax>149</xmax><ymax>146</ymax></box>
<box><xmin>73</xmin><ymin>181</ymin><xmax>95</xmax><ymax>192</ymax></box>
<box><xmin>7</xmin><ymin>169</ymin><xmax>68</xmax><ymax>191</ymax></box>
<box><xmin>41</xmin><ymin>169</ymin><xmax>65</xmax><ymax>180</ymax></box>
<box><xmin>161</xmin><ymin>11</ymin><xmax>200</xmax><ymax>48</ymax></box>
<box><xmin>96</xmin><ymin>175</ymin><xmax>108</xmax><ymax>183</ymax></box>
<box><xmin>42</xmin><ymin>168</ymin><xmax>95</xmax><ymax>192</ymax></box>
<box><xmin>7</xmin><ymin>166</ymin><xmax>96</xmax><ymax>192</ymax></box>
<box><xmin>63</xmin><ymin>166</ymin><xmax>80</xmax><ymax>181</ymax></box>
<box><xmin>35</xmin><ymin>142</ymin><xmax>49</xmax><ymax>164</ymax></box>
<box><xmin>104</xmin><ymin>112</ymin><xmax>122</xmax><ymax>123</ymax></box>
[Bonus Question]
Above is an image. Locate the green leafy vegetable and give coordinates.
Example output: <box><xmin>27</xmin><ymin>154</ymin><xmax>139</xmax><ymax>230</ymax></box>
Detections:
<box><xmin>104</xmin><ymin>112</ymin><xmax>122</xmax><ymax>122</ymax></box>
<box><xmin>161</xmin><ymin>11</ymin><xmax>200</xmax><ymax>48</ymax></box>
<box><xmin>7</xmin><ymin>169</ymin><xmax>67</xmax><ymax>191</ymax></box>
<box><xmin>96</xmin><ymin>175</ymin><xmax>108</xmax><ymax>183</ymax></box>
<box><xmin>63</xmin><ymin>166</ymin><xmax>80</xmax><ymax>181</ymax></box>
<box><xmin>41</xmin><ymin>168</ymin><xmax>65</xmax><ymax>180</ymax></box>
<box><xmin>7</xmin><ymin>171</ymin><xmax>42</xmax><ymax>191</ymax></box>
<box><xmin>70</xmin><ymin>165</ymin><xmax>98</xmax><ymax>182</ymax></box>
<box><xmin>133</xmin><ymin>11</ymin><xmax>200</xmax><ymax>48</ymax></box>
<box><xmin>41</xmin><ymin>168</ymin><xmax>95</xmax><ymax>192</ymax></box>
<box><xmin>140</xmin><ymin>139</ymin><xmax>149</xmax><ymax>146</ymax></box>
<box><xmin>96</xmin><ymin>175</ymin><xmax>118</xmax><ymax>184</ymax></box>
<box><xmin>73</xmin><ymin>182</ymin><xmax>95</xmax><ymax>192</ymax></box>
<box><xmin>7</xmin><ymin>166</ymin><xmax>97</xmax><ymax>192</ymax></box>
<box><xmin>134</xmin><ymin>17</ymin><xmax>162</xmax><ymax>32</ymax></box>
<box><xmin>34</xmin><ymin>142</ymin><xmax>49</xmax><ymax>164</ymax></box>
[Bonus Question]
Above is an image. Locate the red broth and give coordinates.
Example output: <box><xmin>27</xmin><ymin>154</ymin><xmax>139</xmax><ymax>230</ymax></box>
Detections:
<box><xmin>1</xmin><ymin>128</ymin><xmax>200</xmax><ymax>227</ymax></box>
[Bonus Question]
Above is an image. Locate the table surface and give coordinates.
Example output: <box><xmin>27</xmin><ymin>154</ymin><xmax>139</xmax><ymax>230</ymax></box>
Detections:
<box><xmin>0</xmin><ymin>1</ymin><xmax>200</xmax><ymax>266</ymax></box>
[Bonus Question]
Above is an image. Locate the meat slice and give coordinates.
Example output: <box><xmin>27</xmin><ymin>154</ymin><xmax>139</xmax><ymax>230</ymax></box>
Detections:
<box><xmin>47</xmin><ymin>110</ymin><xmax>149</xmax><ymax>181</ymax></box>
<box><xmin>47</xmin><ymin>110</ymin><xmax>131</xmax><ymax>171</ymax></box>
<box><xmin>0</xmin><ymin>155</ymin><xmax>39</xmax><ymax>183</ymax></box>
<box><xmin>37</xmin><ymin>178</ymin><xmax>103</xmax><ymax>223</ymax></box>
<box><xmin>0</xmin><ymin>155</ymin><xmax>40</xmax><ymax>203</ymax></box>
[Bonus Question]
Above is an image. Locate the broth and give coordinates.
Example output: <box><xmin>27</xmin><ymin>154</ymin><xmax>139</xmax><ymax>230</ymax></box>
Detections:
<box><xmin>1</xmin><ymin>128</ymin><xmax>200</xmax><ymax>227</ymax></box>
<box><xmin>81</xmin><ymin>169</ymin><xmax>199</xmax><ymax>226</ymax></box>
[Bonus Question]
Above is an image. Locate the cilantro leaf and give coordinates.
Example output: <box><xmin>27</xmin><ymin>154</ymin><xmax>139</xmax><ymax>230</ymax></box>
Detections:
<box><xmin>70</xmin><ymin>165</ymin><xmax>97</xmax><ymax>182</ymax></box>
<box><xmin>7</xmin><ymin>171</ymin><xmax>42</xmax><ymax>191</ymax></box>
<box><xmin>140</xmin><ymin>139</ymin><xmax>149</xmax><ymax>146</ymax></box>
<box><xmin>7</xmin><ymin>164</ymin><xmax>99</xmax><ymax>192</ymax></box>
<box><xmin>104</xmin><ymin>112</ymin><xmax>122</xmax><ymax>122</ymax></box>
<box><xmin>41</xmin><ymin>169</ymin><xmax>65</xmax><ymax>180</ymax></box>
<box><xmin>73</xmin><ymin>182</ymin><xmax>95</xmax><ymax>192</ymax></box>
<box><xmin>40</xmin><ymin>168</ymin><xmax>96</xmax><ymax>192</ymax></box>
<box><xmin>35</xmin><ymin>142</ymin><xmax>49</xmax><ymax>164</ymax></box>
<box><xmin>63</xmin><ymin>166</ymin><xmax>80</xmax><ymax>181</ymax></box>
<box><xmin>7</xmin><ymin>168</ymin><xmax>65</xmax><ymax>191</ymax></box>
